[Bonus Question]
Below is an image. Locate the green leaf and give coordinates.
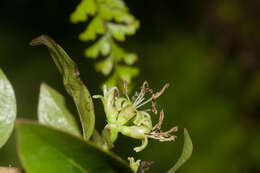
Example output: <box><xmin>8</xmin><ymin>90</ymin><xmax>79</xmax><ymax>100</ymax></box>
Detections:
<box><xmin>30</xmin><ymin>35</ymin><xmax>95</xmax><ymax>140</ymax></box>
<box><xmin>102</xmin><ymin>0</ymin><xmax>128</xmax><ymax>11</ymax></box>
<box><xmin>99</xmin><ymin>4</ymin><xmax>135</xmax><ymax>24</ymax></box>
<box><xmin>0</xmin><ymin>69</ymin><xmax>16</xmax><ymax>148</ymax></box>
<box><xmin>70</xmin><ymin>0</ymin><xmax>97</xmax><ymax>23</ymax></box>
<box><xmin>80</xmin><ymin>16</ymin><xmax>105</xmax><ymax>41</ymax></box>
<box><xmin>16</xmin><ymin>121</ymin><xmax>133</xmax><ymax>173</ymax></box>
<box><xmin>124</xmin><ymin>53</ymin><xmax>138</xmax><ymax>65</ymax></box>
<box><xmin>108</xmin><ymin>21</ymin><xmax>139</xmax><ymax>41</ymax></box>
<box><xmin>111</xmin><ymin>41</ymin><xmax>126</xmax><ymax>61</ymax></box>
<box><xmin>95</xmin><ymin>57</ymin><xmax>114</xmax><ymax>76</ymax></box>
<box><xmin>85</xmin><ymin>35</ymin><xmax>111</xmax><ymax>58</ymax></box>
<box><xmin>167</xmin><ymin>128</ymin><xmax>193</xmax><ymax>173</ymax></box>
<box><xmin>38</xmin><ymin>83</ymin><xmax>81</xmax><ymax>137</ymax></box>
<box><xmin>102</xmin><ymin>73</ymin><xmax>118</xmax><ymax>89</ymax></box>
<box><xmin>110</xmin><ymin>42</ymin><xmax>138</xmax><ymax>64</ymax></box>
<box><xmin>117</xmin><ymin>65</ymin><xmax>139</xmax><ymax>83</ymax></box>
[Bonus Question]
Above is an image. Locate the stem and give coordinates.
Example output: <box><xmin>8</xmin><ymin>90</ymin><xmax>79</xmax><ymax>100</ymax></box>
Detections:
<box><xmin>0</xmin><ymin>167</ymin><xmax>24</xmax><ymax>173</ymax></box>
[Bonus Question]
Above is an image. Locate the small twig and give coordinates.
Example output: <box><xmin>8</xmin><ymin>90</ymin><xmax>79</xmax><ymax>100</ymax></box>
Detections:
<box><xmin>0</xmin><ymin>167</ymin><xmax>24</xmax><ymax>173</ymax></box>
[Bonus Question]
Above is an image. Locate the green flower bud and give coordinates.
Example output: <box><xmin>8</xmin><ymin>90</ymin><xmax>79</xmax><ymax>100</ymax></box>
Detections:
<box><xmin>119</xmin><ymin>125</ymin><xmax>150</xmax><ymax>139</ymax></box>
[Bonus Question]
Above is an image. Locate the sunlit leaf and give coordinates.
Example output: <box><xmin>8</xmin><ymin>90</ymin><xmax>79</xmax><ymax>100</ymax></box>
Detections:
<box><xmin>99</xmin><ymin>4</ymin><xmax>134</xmax><ymax>24</ymax></box>
<box><xmin>167</xmin><ymin>128</ymin><xmax>193</xmax><ymax>173</ymax></box>
<box><xmin>108</xmin><ymin>21</ymin><xmax>139</xmax><ymax>41</ymax></box>
<box><xmin>70</xmin><ymin>0</ymin><xmax>97</xmax><ymax>23</ymax></box>
<box><xmin>103</xmin><ymin>0</ymin><xmax>128</xmax><ymax>11</ymax></box>
<box><xmin>124</xmin><ymin>53</ymin><xmax>138</xmax><ymax>65</ymax></box>
<box><xmin>95</xmin><ymin>57</ymin><xmax>114</xmax><ymax>76</ymax></box>
<box><xmin>102</xmin><ymin>73</ymin><xmax>118</xmax><ymax>89</ymax></box>
<box><xmin>79</xmin><ymin>16</ymin><xmax>105</xmax><ymax>41</ymax></box>
<box><xmin>38</xmin><ymin>83</ymin><xmax>81</xmax><ymax>137</ymax></box>
<box><xmin>30</xmin><ymin>35</ymin><xmax>95</xmax><ymax>140</ymax></box>
<box><xmin>0</xmin><ymin>69</ymin><xmax>16</xmax><ymax>148</ymax></box>
<box><xmin>111</xmin><ymin>41</ymin><xmax>126</xmax><ymax>61</ymax></box>
<box><xmin>117</xmin><ymin>65</ymin><xmax>139</xmax><ymax>83</ymax></box>
<box><xmin>16</xmin><ymin>121</ymin><xmax>133</xmax><ymax>173</ymax></box>
<box><xmin>85</xmin><ymin>35</ymin><xmax>111</xmax><ymax>58</ymax></box>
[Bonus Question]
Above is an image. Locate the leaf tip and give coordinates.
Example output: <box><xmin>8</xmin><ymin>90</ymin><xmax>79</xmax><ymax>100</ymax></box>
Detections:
<box><xmin>40</xmin><ymin>82</ymin><xmax>49</xmax><ymax>90</ymax></box>
<box><xmin>29</xmin><ymin>35</ymin><xmax>52</xmax><ymax>47</ymax></box>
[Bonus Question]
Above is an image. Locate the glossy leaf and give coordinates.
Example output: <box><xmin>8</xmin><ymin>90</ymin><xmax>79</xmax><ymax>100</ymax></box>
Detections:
<box><xmin>167</xmin><ymin>128</ymin><xmax>193</xmax><ymax>173</ymax></box>
<box><xmin>16</xmin><ymin>121</ymin><xmax>133</xmax><ymax>173</ymax></box>
<box><xmin>30</xmin><ymin>35</ymin><xmax>95</xmax><ymax>140</ymax></box>
<box><xmin>38</xmin><ymin>83</ymin><xmax>81</xmax><ymax>137</ymax></box>
<box><xmin>0</xmin><ymin>69</ymin><xmax>16</xmax><ymax>148</ymax></box>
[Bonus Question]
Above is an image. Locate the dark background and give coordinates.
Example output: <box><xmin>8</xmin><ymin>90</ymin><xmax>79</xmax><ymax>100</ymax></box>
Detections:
<box><xmin>1</xmin><ymin>0</ymin><xmax>260</xmax><ymax>172</ymax></box>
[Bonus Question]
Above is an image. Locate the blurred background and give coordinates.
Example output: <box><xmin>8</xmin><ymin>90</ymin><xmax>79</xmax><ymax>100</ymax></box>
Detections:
<box><xmin>1</xmin><ymin>0</ymin><xmax>260</xmax><ymax>172</ymax></box>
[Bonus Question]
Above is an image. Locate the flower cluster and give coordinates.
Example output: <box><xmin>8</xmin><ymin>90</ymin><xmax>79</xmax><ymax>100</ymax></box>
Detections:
<box><xmin>93</xmin><ymin>81</ymin><xmax>178</xmax><ymax>152</ymax></box>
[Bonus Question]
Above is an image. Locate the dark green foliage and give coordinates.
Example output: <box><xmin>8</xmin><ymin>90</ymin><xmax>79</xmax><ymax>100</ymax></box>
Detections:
<box><xmin>16</xmin><ymin>121</ymin><xmax>133</xmax><ymax>173</ymax></box>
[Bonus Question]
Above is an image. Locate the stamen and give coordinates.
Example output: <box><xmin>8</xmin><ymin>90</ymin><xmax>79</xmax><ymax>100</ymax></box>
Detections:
<box><xmin>152</xmin><ymin>101</ymin><xmax>157</xmax><ymax>114</ymax></box>
<box><xmin>152</xmin><ymin>83</ymin><xmax>169</xmax><ymax>99</ymax></box>
<box><xmin>135</xmin><ymin>97</ymin><xmax>153</xmax><ymax>109</ymax></box>
<box><xmin>131</xmin><ymin>91</ymin><xmax>138</xmax><ymax>101</ymax></box>
<box><xmin>134</xmin><ymin>83</ymin><xmax>169</xmax><ymax>110</ymax></box>
<box><xmin>134</xmin><ymin>96</ymin><xmax>146</xmax><ymax>108</ymax></box>
<box><xmin>123</xmin><ymin>80</ymin><xmax>130</xmax><ymax>101</ymax></box>
<box><xmin>133</xmin><ymin>90</ymin><xmax>145</xmax><ymax>106</ymax></box>
<box><xmin>134</xmin><ymin>81</ymin><xmax>149</xmax><ymax>104</ymax></box>
<box><xmin>152</xmin><ymin>110</ymin><xmax>164</xmax><ymax>131</ymax></box>
<box><xmin>147</xmin><ymin>110</ymin><xmax>178</xmax><ymax>142</ymax></box>
<box><xmin>139</xmin><ymin>109</ymin><xmax>151</xmax><ymax>112</ymax></box>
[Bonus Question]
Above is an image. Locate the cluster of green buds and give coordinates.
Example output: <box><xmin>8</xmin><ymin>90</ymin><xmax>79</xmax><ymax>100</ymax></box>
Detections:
<box><xmin>93</xmin><ymin>81</ymin><xmax>178</xmax><ymax>152</ymax></box>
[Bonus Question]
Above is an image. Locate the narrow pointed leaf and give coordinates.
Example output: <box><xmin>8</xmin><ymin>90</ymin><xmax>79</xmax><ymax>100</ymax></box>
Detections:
<box><xmin>30</xmin><ymin>35</ymin><xmax>95</xmax><ymax>140</ymax></box>
<box><xmin>167</xmin><ymin>128</ymin><xmax>193</xmax><ymax>173</ymax></box>
<box><xmin>38</xmin><ymin>83</ymin><xmax>81</xmax><ymax>137</ymax></box>
<box><xmin>16</xmin><ymin>121</ymin><xmax>133</xmax><ymax>173</ymax></box>
<box><xmin>0</xmin><ymin>69</ymin><xmax>16</xmax><ymax>148</ymax></box>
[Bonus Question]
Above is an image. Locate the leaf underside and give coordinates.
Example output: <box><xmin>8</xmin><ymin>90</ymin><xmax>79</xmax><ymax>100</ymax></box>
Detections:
<box><xmin>16</xmin><ymin>121</ymin><xmax>133</xmax><ymax>173</ymax></box>
<box><xmin>0</xmin><ymin>68</ymin><xmax>16</xmax><ymax>148</ymax></box>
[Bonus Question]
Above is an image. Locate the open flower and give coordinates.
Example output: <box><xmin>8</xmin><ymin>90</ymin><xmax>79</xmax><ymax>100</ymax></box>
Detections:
<box><xmin>93</xmin><ymin>81</ymin><xmax>178</xmax><ymax>152</ymax></box>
